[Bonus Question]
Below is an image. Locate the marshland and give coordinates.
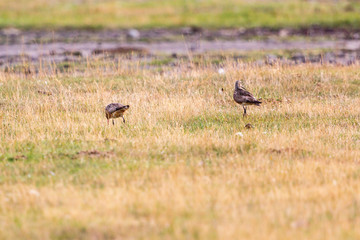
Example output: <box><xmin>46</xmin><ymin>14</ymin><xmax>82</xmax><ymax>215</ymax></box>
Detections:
<box><xmin>0</xmin><ymin>0</ymin><xmax>360</xmax><ymax>239</ymax></box>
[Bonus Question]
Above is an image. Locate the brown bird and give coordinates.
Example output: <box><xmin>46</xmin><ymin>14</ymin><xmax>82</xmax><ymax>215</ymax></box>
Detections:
<box><xmin>105</xmin><ymin>103</ymin><xmax>130</xmax><ymax>125</ymax></box>
<box><xmin>233</xmin><ymin>81</ymin><xmax>261</xmax><ymax>117</ymax></box>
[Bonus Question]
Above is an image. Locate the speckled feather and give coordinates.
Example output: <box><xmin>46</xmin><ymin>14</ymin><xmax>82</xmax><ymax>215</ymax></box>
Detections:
<box><xmin>105</xmin><ymin>103</ymin><xmax>129</xmax><ymax>119</ymax></box>
<box><xmin>233</xmin><ymin>81</ymin><xmax>261</xmax><ymax>106</ymax></box>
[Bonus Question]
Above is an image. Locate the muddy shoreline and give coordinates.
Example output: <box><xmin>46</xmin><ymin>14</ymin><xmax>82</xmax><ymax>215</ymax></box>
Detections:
<box><xmin>2</xmin><ymin>39</ymin><xmax>360</xmax><ymax>57</ymax></box>
<box><xmin>1</xmin><ymin>27</ymin><xmax>360</xmax><ymax>68</ymax></box>
<box><xmin>2</xmin><ymin>26</ymin><xmax>360</xmax><ymax>44</ymax></box>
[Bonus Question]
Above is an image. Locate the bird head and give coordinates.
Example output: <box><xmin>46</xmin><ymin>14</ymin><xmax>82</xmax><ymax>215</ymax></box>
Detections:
<box><xmin>235</xmin><ymin>80</ymin><xmax>242</xmax><ymax>90</ymax></box>
<box><xmin>123</xmin><ymin>105</ymin><xmax>130</xmax><ymax>110</ymax></box>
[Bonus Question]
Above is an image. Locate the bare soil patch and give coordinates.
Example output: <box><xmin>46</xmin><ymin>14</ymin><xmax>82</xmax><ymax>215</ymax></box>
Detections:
<box><xmin>77</xmin><ymin>150</ymin><xmax>114</xmax><ymax>158</ymax></box>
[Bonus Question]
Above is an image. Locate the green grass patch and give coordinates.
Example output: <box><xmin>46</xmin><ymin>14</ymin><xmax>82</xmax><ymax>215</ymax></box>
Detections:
<box><xmin>1</xmin><ymin>0</ymin><xmax>360</xmax><ymax>29</ymax></box>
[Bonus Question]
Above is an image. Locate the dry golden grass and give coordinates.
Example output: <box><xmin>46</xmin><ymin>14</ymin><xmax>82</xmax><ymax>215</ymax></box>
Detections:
<box><xmin>0</xmin><ymin>59</ymin><xmax>360</xmax><ymax>239</ymax></box>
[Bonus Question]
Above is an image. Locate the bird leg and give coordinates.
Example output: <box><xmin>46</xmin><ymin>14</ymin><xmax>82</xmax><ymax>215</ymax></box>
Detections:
<box><xmin>122</xmin><ymin>116</ymin><xmax>126</xmax><ymax>123</ymax></box>
<box><xmin>112</xmin><ymin>119</ymin><xmax>115</xmax><ymax>125</ymax></box>
<box><xmin>243</xmin><ymin>105</ymin><xmax>247</xmax><ymax>117</ymax></box>
<box><xmin>107</xmin><ymin>119</ymin><xmax>109</xmax><ymax>125</ymax></box>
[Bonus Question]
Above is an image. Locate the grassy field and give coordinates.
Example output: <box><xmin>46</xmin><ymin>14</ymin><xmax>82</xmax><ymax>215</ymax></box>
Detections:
<box><xmin>1</xmin><ymin>0</ymin><xmax>360</xmax><ymax>29</ymax></box>
<box><xmin>0</xmin><ymin>58</ymin><xmax>360</xmax><ymax>239</ymax></box>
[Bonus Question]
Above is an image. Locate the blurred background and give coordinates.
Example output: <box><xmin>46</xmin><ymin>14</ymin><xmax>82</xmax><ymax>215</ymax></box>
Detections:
<box><xmin>1</xmin><ymin>0</ymin><xmax>360</xmax><ymax>69</ymax></box>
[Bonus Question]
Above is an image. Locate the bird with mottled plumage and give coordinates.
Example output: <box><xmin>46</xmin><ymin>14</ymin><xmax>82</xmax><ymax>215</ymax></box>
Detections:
<box><xmin>105</xmin><ymin>103</ymin><xmax>130</xmax><ymax>125</ymax></box>
<box><xmin>233</xmin><ymin>81</ymin><xmax>261</xmax><ymax>117</ymax></box>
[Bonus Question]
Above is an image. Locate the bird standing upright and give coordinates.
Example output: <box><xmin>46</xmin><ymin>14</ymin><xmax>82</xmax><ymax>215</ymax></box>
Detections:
<box><xmin>105</xmin><ymin>103</ymin><xmax>130</xmax><ymax>125</ymax></box>
<box><xmin>233</xmin><ymin>81</ymin><xmax>261</xmax><ymax>117</ymax></box>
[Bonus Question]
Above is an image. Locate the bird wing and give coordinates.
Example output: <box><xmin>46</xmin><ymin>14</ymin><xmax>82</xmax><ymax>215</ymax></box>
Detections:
<box><xmin>234</xmin><ymin>94</ymin><xmax>261</xmax><ymax>104</ymax></box>
<box><xmin>106</xmin><ymin>103</ymin><xmax>124</xmax><ymax>114</ymax></box>
<box><xmin>237</xmin><ymin>86</ymin><xmax>255</xmax><ymax>98</ymax></box>
<box><xmin>243</xmin><ymin>95</ymin><xmax>260</xmax><ymax>103</ymax></box>
<box><xmin>234</xmin><ymin>88</ymin><xmax>260</xmax><ymax>104</ymax></box>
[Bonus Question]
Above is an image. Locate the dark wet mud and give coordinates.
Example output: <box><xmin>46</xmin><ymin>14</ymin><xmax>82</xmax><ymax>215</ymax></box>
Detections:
<box><xmin>1</xmin><ymin>27</ymin><xmax>360</xmax><ymax>67</ymax></box>
<box><xmin>2</xmin><ymin>27</ymin><xmax>360</xmax><ymax>44</ymax></box>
